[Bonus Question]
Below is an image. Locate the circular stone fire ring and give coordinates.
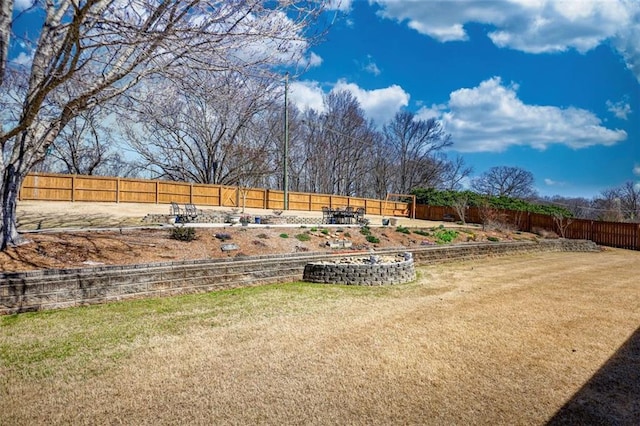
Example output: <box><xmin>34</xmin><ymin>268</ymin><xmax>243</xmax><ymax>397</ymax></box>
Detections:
<box><xmin>303</xmin><ymin>253</ymin><xmax>416</xmax><ymax>286</ymax></box>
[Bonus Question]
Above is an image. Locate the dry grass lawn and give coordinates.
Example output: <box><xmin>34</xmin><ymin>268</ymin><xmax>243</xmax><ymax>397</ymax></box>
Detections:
<box><xmin>1</xmin><ymin>249</ymin><xmax>639</xmax><ymax>425</ymax></box>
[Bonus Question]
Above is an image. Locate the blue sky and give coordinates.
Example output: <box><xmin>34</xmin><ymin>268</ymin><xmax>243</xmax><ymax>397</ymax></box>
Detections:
<box><xmin>290</xmin><ymin>0</ymin><xmax>640</xmax><ymax>199</ymax></box>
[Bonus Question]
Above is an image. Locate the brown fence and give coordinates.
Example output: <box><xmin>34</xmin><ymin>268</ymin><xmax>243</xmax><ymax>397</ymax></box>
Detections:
<box><xmin>19</xmin><ymin>173</ymin><xmax>640</xmax><ymax>251</ymax></box>
<box><xmin>18</xmin><ymin>173</ymin><xmax>410</xmax><ymax>217</ymax></box>
<box><xmin>415</xmin><ymin>205</ymin><xmax>640</xmax><ymax>251</ymax></box>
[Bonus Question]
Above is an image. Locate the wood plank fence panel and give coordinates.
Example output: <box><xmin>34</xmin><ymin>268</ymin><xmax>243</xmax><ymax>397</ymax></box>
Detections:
<box><xmin>288</xmin><ymin>192</ymin><xmax>312</xmax><ymax>211</ymax></box>
<box><xmin>72</xmin><ymin>175</ymin><xmax>118</xmax><ymax>202</ymax></box>
<box><xmin>191</xmin><ymin>185</ymin><xmax>221</xmax><ymax>206</ymax></box>
<box><xmin>240</xmin><ymin>188</ymin><xmax>267</xmax><ymax>209</ymax></box>
<box><xmin>592</xmin><ymin>221</ymin><xmax>637</xmax><ymax>249</ymax></box>
<box><xmin>311</xmin><ymin>194</ymin><xmax>332</xmax><ymax>212</ymax></box>
<box><xmin>266</xmin><ymin>190</ymin><xmax>284</xmax><ymax>210</ymax></box>
<box><xmin>331</xmin><ymin>196</ymin><xmax>349</xmax><ymax>209</ymax></box>
<box><xmin>20</xmin><ymin>174</ymin><xmax>73</xmax><ymax>201</ymax></box>
<box><xmin>158</xmin><ymin>181</ymin><xmax>191</xmax><ymax>204</ymax></box>
<box><xmin>118</xmin><ymin>179</ymin><xmax>157</xmax><ymax>203</ymax></box>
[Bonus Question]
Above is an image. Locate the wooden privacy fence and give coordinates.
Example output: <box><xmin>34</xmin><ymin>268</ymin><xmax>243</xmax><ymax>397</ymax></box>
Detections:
<box><xmin>18</xmin><ymin>173</ymin><xmax>640</xmax><ymax>251</ymax></box>
<box><xmin>415</xmin><ymin>205</ymin><xmax>640</xmax><ymax>251</ymax></box>
<box><xmin>18</xmin><ymin>173</ymin><xmax>411</xmax><ymax>218</ymax></box>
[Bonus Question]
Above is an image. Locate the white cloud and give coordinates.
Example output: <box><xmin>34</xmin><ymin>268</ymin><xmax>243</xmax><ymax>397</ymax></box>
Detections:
<box><xmin>634</xmin><ymin>164</ymin><xmax>640</xmax><ymax>176</ymax></box>
<box><xmin>428</xmin><ymin>77</ymin><xmax>627</xmax><ymax>153</ymax></box>
<box><xmin>15</xmin><ymin>0</ymin><xmax>34</xmax><ymax>11</ymax></box>
<box><xmin>305</xmin><ymin>52</ymin><xmax>323</xmax><ymax>68</ymax></box>
<box><xmin>289</xmin><ymin>79</ymin><xmax>409</xmax><ymax>124</ymax></box>
<box><xmin>289</xmin><ymin>81</ymin><xmax>326</xmax><ymax>113</ymax></box>
<box><xmin>363</xmin><ymin>55</ymin><xmax>381</xmax><ymax>76</ymax></box>
<box><xmin>544</xmin><ymin>178</ymin><xmax>566</xmax><ymax>187</ymax></box>
<box><xmin>373</xmin><ymin>0</ymin><xmax>640</xmax><ymax>81</ymax></box>
<box><xmin>606</xmin><ymin>99</ymin><xmax>632</xmax><ymax>120</ymax></box>
<box><xmin>332</xmin><ymin>79</ymin><xmax>409</xmax><ymax>124</ymax></box>
<box><xmin>11</xmin><ymin>51</ymin><xmax>32</xmax><ymax>66</ymax></box>
<box><xmin>327</xmin><ymin>0</ymin><xmax>353</xmax><ymax>11</ymax></box>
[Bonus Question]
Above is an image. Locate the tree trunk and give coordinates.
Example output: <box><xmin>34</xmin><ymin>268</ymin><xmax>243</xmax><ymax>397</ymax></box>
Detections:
<box><xmin>1</xmin><ymin>164</ymin><xmax>27</xmax><ymax>250</ymax></box>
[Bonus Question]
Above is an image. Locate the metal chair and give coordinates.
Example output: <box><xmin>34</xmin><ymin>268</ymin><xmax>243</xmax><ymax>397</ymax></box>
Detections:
<box><xmin>344</xmin><ymin>206</ymin><xmax>354</xmax><ymax>224</ymax></box>
<box><xmin>322</xmin><ymin>206</ymin><xmax>331</xmax><ymax>224</ymax></box>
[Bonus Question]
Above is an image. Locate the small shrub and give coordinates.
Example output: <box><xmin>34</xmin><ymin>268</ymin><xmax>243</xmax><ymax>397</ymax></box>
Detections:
<box><xmin>170</xmin><ymin>226</ymin><xmax>196</xmax><ymax>242</ymax></box>
<box><xmin>295</xmin><ymin>233</ymin><xmax>311</xmax><ymax>242</ymax></box>
<box><xmin>487</xmin><ymin>236</ymin><xmax>500</xmax><ymax>242</ymax></box>
<box><xmin>310</xmin><ymin>227</ymin><xmax>318</xmax><ymax>232</ymax></box>
<box><xmin>413</xmin><ymin>229</ymin><xmax>429</xmax><ymax>237</ymax></box>
<box><xmin>343</xmin><ymin>232</ymin><xmax>351</xmax><ymax>238</ymax></box>
<box><xmin>433</xmin><ymin>228</ymin><xmax>458</xmax><ymax>244</ymax></box>
<box><xmin>360</xmin><ymin>226</ymin><xmax>371</xmax><ymax>236</ymax></box>
<box><xmin>320</xmin><ymin>228</ymin><xmax>330</xmax><ymax>235</ymax></box>
<box><xmin>256</xmin><ymin>233</ymin><xmax>269</xmax><ymax>239</ymax></box>
<box><xmin>395</xmin><ymin>226</ymin><xmax>410</xmax><ymax>234</ymax></box>
<box><xmin>279</xmin><ymin>233</ymin><xmax>289</xmax><ymax>238</ymax></box>
<box><xmin>366</xmin><ymin>235</ymin><xmax>380</xmax><ymax>243</ymax></box>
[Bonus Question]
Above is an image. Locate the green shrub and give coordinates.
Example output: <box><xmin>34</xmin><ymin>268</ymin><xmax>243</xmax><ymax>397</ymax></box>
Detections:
<box><xmin>256</xmin><ymin>233</ymin><xmax>269</xmax><ymax>239</ymax></box>
<box><xmin>170</xmin><ymin>226</ymin><xmax>196</xmax><ymax>242</ymax></box>
<box><xmin>310</xmin><ymin>227</ymin><xmax>318</xmax><ymax>232</ymax></box>
<box><xmin>395</xmin><ymin>226</ymin><xmax>410</xmax><ymax>234</ymax></box>
<box><xmin>343</xmin><ymin>232</ymin><xmax>351</xmax><ymax>238</ymax></box>
<box><xmin>321</xmin><ymin>229</ymin><xmax>329</xmax><ymax>235</ymax></box>
<box><xmin>433</xmin><ymin>228</ymin><xmax>458</xmax><ymax>244</ymax></box>
<box><xmin>295</xmin><ymin>233</ymin><xmax>311</xmax><ymax>242</ymax></box>
<box><xmin>360</xmin><ymin>226</ymin><xmax>371</xmax><ymax>236</ymax></box>
<box><xmin>366</xmin><ymin>235</ymin><xmax>380</xmax><ymax>243</ymax></box>
<box><xmin>279</xmin><ymin>233</ymin><xmax>289</xmax><ymax>239</ymax></box>
<box><xmin>487</xmin><ymin>236</ymin><xmax>500</xmax><ymax>242</ymax></box>
<box><xmin>413</xmin><ymin>229</ymin><xmax>429</xmax><ymax>237</ymax></box>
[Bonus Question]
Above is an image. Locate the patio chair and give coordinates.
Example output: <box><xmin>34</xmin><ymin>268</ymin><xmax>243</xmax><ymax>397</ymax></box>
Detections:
<box><xmin>343</xmin><ymin>206</ymin><xmax>355</xmax><ymax>224</ymax></box>
<box><xmin>355</xmin><ymin>207</ymin><xmax>365</xmax><ymax>223</ymax></box>
<box><xmin>184</xmin><ymin>203</ymin><xmax>199</xmax><ymax>222</ymax></box>
<box><xmin>322</xmin><ymin>206</ymin><xmax>332</xmax><ymax>224</ymax></box>
<box><xmin>170</xmin><ymin>202</ymin><xmax>185</xmax><ymax>222</ymax></box>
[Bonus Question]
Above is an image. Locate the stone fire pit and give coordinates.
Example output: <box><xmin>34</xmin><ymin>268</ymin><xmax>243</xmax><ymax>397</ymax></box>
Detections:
<box><xmin>303</xmin><ymin>253</ymin><xmax>416</xmax><ymax>286</ymax></box>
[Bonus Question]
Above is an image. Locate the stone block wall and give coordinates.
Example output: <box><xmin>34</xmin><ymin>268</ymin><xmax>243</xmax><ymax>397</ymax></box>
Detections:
<box><xmin>0</xmin><ymin>239</ymin><xmax>599</xmax><ymax>314</ymax></box>
<box><xmin>303</xmin><ymin>257</ymin><xmax>416</xmax><ymax>286</ymax></box>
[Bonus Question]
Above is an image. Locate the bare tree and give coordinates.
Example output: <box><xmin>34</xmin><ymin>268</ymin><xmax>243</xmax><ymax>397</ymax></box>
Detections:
<box><xmin>47</xmin><ymin>108</ymin><xmax>129</xmax><ymax>176</ymax></box>
<box><xmin>300</xmin><ymin>91</ymin><xmax>377</xmax><ymax>197</ymax></box>
<box><xmin>439</xmin><ymin>155</ymin><xmax>473</xmax><ymax>191</ymax></box>
<box><xmin>124</xmin><ymin>72</ymin><xmax>280</xmax><ymax>185</ymax></box>
<box><xmin>472</xmin><ymin>166</ymin><xmax>536</xmax><ymax>198</ymax></box>
<box><xmin>0</xmin><ymin>0</ymin><xmax>324</xmax><ymax>248</ymax></box>
<box><xmin>383</xmin><ymin>111</ymin><xmax>452</xmax><ymax>194</ymax></box>
<box><xmin>451</xmin><ymin>193</ymin><xmax>469</xmax><ymax>224</ymax></box>
<box><xmin>595</xmin><ymin>182</ymin><xmax>640</xmax><ymax>222</ymax></box>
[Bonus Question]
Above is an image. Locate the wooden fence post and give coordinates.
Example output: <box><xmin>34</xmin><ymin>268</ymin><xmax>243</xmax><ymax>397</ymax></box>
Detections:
<box><xmin>71</xmin><ymin>175</ymin><xmax>76</xmax><ymax>202</ymax></box>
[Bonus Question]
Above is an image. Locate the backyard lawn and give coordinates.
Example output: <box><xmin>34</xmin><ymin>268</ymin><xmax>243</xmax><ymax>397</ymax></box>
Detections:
<box><xmin>1</xmin><ymin>249</ymin><xmax>639</xmax><ymax>425</ymax></box>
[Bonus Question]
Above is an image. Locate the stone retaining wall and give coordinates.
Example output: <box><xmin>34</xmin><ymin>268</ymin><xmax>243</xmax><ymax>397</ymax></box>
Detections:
<box><xmin>303</xmin><ymin>256</ymin><xmax>416</xmax><ymax>286</ymax></box>
<box><xmin>0</xmin><ymin>239</ymin><xmax>599</xmax><ymax>315</ymax></box>
<box><xmin>142</xmin><ymin>213</ymin><xmax>324</xmax><ymax>225</ymax></box>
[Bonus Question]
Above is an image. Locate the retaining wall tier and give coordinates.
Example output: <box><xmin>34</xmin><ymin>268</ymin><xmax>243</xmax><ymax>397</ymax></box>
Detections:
<box><xmin>303</xmin><ymin>255</ymin><xmax>416</xmax><ymax>286</ymax></box>
<box><xmin>0</xmin><ymin>239</ymin><xmax>599</xmax><ymax>314</ymax></box>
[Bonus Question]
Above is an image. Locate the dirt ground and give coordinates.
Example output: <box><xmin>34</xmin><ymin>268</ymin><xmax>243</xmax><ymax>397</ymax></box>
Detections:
<box><xmin>2</xmin><ymin>201</ymin><xmax>538</xmax><ymax>272</ymax></box>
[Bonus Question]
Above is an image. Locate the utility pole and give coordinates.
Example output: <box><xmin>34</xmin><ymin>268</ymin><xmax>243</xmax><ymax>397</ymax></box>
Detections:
<box><xmin>283</xmin><ymin>72</ymin><xmax>289</xmax><ymax>210</ymax></box>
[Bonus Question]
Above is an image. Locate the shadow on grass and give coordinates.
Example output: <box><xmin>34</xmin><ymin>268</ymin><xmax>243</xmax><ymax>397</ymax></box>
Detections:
<box><xmin>547</xmin><ymin>326</ymin><xmax>640</xmax><ymax>425</ymax></box>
